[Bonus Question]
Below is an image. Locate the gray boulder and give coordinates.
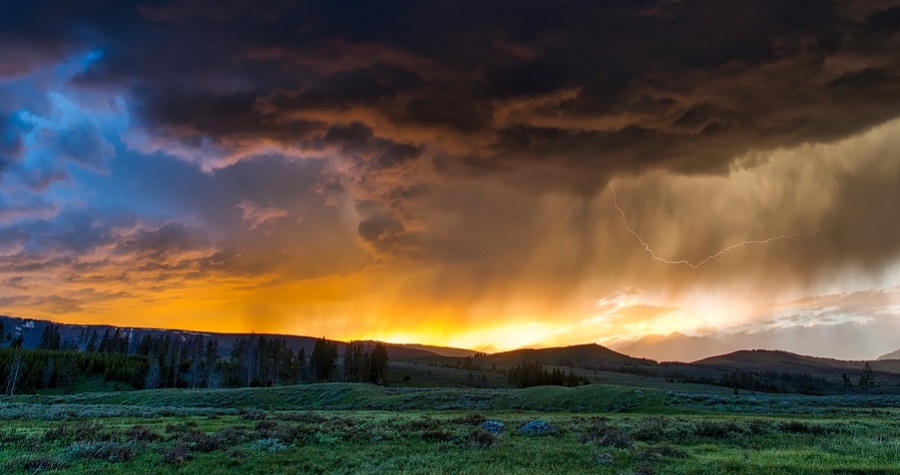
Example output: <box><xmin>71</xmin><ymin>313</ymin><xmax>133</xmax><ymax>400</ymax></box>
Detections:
<box><xmin>480</xmin><ymin>420</ymin><xmax>505</xmax><ymax>435</ymax></box>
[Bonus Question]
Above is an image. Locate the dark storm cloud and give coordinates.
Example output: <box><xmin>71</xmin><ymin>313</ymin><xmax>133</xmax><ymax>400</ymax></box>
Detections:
<box><xmin>112</xmin><ymin>0</ymin><xmax>900</xmax><ymax>266</ymax></box>
<box><xmin>9</xmin><ymin>1</ymin><xmax>897</xmax><ymax>175</ymax></box>
<box><xmin>5</xmin><ymin>0</ymin><xmax>900</xmax><ymax>275</ymax></box>
<box><xmin>109</xmin><ymin>1</ymin><xmax>900</xmax><ymax>181</ymax></box>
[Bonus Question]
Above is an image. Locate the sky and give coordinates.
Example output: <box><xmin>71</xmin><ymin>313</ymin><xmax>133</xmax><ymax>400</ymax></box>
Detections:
<box><xmin>2</xmin><ymin>0</ymin><xmax>900</xmax><ymax>359</ymax></box>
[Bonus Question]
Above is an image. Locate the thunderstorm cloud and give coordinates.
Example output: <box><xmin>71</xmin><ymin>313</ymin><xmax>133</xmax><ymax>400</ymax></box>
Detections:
<box><xmin>2</xmin><ymin>0</ymin><xmax>900</xmax><ymax>356</ymax></box>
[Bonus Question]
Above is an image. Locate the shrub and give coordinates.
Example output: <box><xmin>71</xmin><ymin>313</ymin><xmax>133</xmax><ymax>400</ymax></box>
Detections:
<box><xmin>578</xmin><ymin>417</ymin><xmax>608</xmax><ymax>442</ymax></box>
<box><xmin>64</xmin><ymin>441</ymin><xmax>137</xmax><ymax>463</ymax></box>
<box><xmin>467</xmin><ymin>428</ymin><xmax>499</xmax><ymax>448</ymax></box>
<box><xmin>312</xmin><ymin>432</ymin><xmax>340</xmax><ymax>445</ymax></box>
<box><xmin>422</xmin><ymin>429</ymin><xmax>455</xmax><ymax>442</ymax></box>
<box><xmin>254</xmin><ymin>420</ymin><xmax>279</xmax><ymax>431</ymax></box>
<box><xmin>640</xmin><ymin>444</ymin><xmax>689</xmax><ymax>459</ymax></box>
<box><xmin>747</xmin><ymin>420</ymin><xmax>774</xmax><ymax>435</ymax></box>
<box><xmin>240</xmin><ymin>409</ymin><xmax>267</xmax><ymax>421</ymax></box>
<box><xmin>450</xmin><ymin>413</ymin><xmax>487</xmax><ymax>425</ymax></box>
<box><xmin>124</xmin><ymin>426</ymin><xmax>162</xmax><ymax>443</ymax></box>
<box><xmin>599</xmin><ymin>428</ymin><xmax>634</xmax><ymax>449</ymax></box>
<box><xmin>634</xmin><ymin>465</ymin><xmax>655</xmax><ymax>475</ymax></box>
<box><xmin>694</xmin><ymin>421</ymin><xmax>744</xmax><ymax>439</ymax></box>
<box><xmin>280</xmin><ymin>412</ymin><xmax>329</xmax><ymax>424</ymax></box>
<box><xmin>227</xmin><ymin>448</ymin><xmax>249</xmax><ymax>459</ymax></box>
<box><xmin>777</xmin><ymin>421</ymin><xmax>833</xmax><ymax>436</ymax></box>
<box><xmin>5</xmin><ymin>456</ymin><xmax>67</xmax><ymax>473</ymax></box>
<box><xmin>44</xmin><ymin>421</ymin><xmax>106</xmax><ymax>442</ymax></box>
<box><xmin>215</xmin><ymin>426</ymin><xmax>252</xmax><ymax>445</ymax></box>
<box><xmin>179</xmin><ymin>431</ymin><xmax>225</xmax><ymax>453</ymax></box>
<box><xmin>593</xmin><ymin>452</ymin><xmax>614</xmax><ymax>465</ymax></box>
<box><xmin>632</xmin><ymin>416</ymin><xmax>681</xmax><ymax>442</ymax></box>
<box><xmin>401</xmin><ymin>417</ymin><xmax>442</xmax><ymax>432</ymax></box>
<box><xmin>160</xmin><ymin>445</ymin><xmax>192</xmax><ymax>465</ymax></box>
<box><xmin>250</xmin><ymin>438</ymin><xmax>288</xmax><ymax>453</ymax></box>
<box><xmin>164</xmin><ymin>421</ymin><xmax>199</xmax><ymax>436</ymax></box>
<box><xmin>0</xmin><ymin>430</ymin><xmax>27</xmax><ymax>445</ymax></box>
<box><xmin>274</xmin><ymin>424</ymin><xmax>317</xmax><ymax>444</ymax></box>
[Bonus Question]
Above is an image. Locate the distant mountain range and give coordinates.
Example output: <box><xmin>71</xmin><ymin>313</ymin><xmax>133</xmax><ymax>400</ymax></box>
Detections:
<box><xmin>614</xmin><ymin>332</ymin><xmax>734</xmax><ymax>363</ymax></box>
<box><xmin>4</xmin><ymin>314</ymin><xmax>900</xmax><ymax>394</ymax></box>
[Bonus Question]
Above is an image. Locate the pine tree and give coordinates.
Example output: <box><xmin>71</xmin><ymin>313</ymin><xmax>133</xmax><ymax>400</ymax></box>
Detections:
<box><xmin>145</xmin><ymin>357</ymin><xmax>161</xmax><ymax>389</ymax></box>
<box><xmin>41</xmin><ymin>357</ymin><xmax>56</xmax><ymax>389</ymax></box>
<box><xmin>137</xmin><ymin>334</ymin><xmax>153</xmax><ymax>355</ymax></box>
<box><xmin>368</xmin><ymin>342</ymin><xmax>389</xmax><ymax>386</ymax></box>
<box><xmin>310</xmin><ymin>337</ymin><xmax>338</xmax><ymax>382</ymax></box>
<box><xmin>205</xmin><ymin>338</ymin><xmax>218</xmax><ymax>388</ymax></box>
<box><xmin>39</xmin><ymin>324</ymin><xmax>61</xmax><ymax>350</ymax></box>
<box><xmin>859</xmin><ymin>362</ymin><xmax>876</xmax><ymax>394</ymax></box>
<box><xmin>98</xmin><ymin>330</ymin><xmax>110</xmax><ymax>353</ymax></box>
<box><xmin>297</xmin><ymin>348</ymin><xmax>307</xmax><ymax>382</ymax></box>
<box><xmin>86</xmin><ymin>330</ymin><xmax>98</xmax><ymax>352</ymax></box>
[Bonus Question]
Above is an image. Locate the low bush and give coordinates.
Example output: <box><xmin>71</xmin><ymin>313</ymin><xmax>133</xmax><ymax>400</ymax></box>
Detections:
<box><xmin>467</xmin><ymin>428</ymin><xmax>499</xmax><ymax>448</ymax></box>
<box><xmin>280</xmin><ymin>412</ymin><xmax>329</xmax><ymax>424</ymax></box>
<box><xmin>164</xmin><ymin>421</ymin><xmax>199</xmax><ymax>436</ymax></box>
<box><xmin>640</xmin><ymin>444</ymin><xmax>689</xmax><ymax>459</ymax></box>
<box><xmin>64</xmin><ymin>441</ymin><xmax>137</xmax><ymax>463</ymax></box>
<box><xmin>239</xmin><ymin>409</ymin><xmax>267</xmax><ymax>421</ymax></box>
<box><xmin>694</xmin><ymin>421</ymin><xmax>744</xmax><ymax>439</ymax></box>
<box><xmin>160</xmin><ymin>445</ymin><xmax>192</xmax><ymax>465</ymax></box>
<box><xmin>254</xmin><ymin>420</ymin><xmax>279</xmax><ymax>431</ymax></box>
<box><xmin>599</xmin><ymin>428</ymin><xmax>634</xmax><ymax>449</ymax></box>
<box><xmin>124</xmin><ymin>425</ymin><xmax>162</xmax><ymax>443</ymax></box>
<box><xmin>777</xmin><ymin>421</ymin><xmax>834</xmax><ymax>436</ymax></box>
<box><xmin>178</xmin><ymin>430</ymin><xmax>226</xmax><ymax>453</ymax></box>
<box><xmin>5</xmin><ymin>456</ymin><xmax>68</xmax><ymax>473</ymax></box>
<box><xmin>44</xmin><ymin>421</ymin><xmax>107</xmax><ymax>442</ymax></box>
<box><xmin>250</xmin><ymin>437</ymin><xmax>288</xmax><ymax>453</ymax></box>
<box><xmin>422</xmin><ymin>429</ymin><xmax>456</xmax><ymax>442</ymax></box>
<box><xmin>214</xmin><ymin>426</ymin><xmax>252</xmax><ymax>445</ymax></box>
<box><xmin>450</xmin><ymin>413</ymin><xmax>487</xmax><ymax>425</ymax></box>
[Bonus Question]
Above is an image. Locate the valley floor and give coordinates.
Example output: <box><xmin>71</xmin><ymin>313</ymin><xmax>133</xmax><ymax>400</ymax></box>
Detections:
<box><xmin>2</xmin><ymin>383</ymin><xmax>899</xmax><ymax>474</ymax></box>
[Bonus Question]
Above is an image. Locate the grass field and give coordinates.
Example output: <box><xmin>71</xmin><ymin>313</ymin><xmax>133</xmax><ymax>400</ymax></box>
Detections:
<box><xmin>2</xmin><ymin>383</ymin><xmax>900</xmax><ymax>474</ymax></box>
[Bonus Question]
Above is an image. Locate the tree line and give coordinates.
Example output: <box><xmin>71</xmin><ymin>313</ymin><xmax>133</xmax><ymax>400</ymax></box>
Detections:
<box><xmin>506</xmin><ymin>360</ymin><xmax>589</xmax><ymax>388</ymax></box>
<box><xmin>0</xmin><ymin>325</ymin><xmax>390</xmax><ymax>395</ymax></box>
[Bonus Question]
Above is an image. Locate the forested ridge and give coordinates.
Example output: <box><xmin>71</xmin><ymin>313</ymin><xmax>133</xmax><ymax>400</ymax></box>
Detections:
<box><xmin>0</xmin><ymin>321</ymin><xmax>389</xmax><ymax>395</ymax></box>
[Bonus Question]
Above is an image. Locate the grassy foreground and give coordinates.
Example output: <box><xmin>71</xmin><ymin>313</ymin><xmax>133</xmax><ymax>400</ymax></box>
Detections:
<box><xmin>2</xmin><ymin>383</ymin><xmax>900</xmax><ymax>474</ymax></box>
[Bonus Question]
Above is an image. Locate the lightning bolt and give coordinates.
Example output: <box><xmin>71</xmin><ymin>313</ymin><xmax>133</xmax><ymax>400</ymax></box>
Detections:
<box><xmin>609</xmin><ymin>184</ymin><xmax>820</xmax><ymax>269</ymax></box>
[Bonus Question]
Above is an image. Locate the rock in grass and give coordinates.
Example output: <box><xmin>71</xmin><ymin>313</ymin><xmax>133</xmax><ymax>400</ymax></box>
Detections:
<box><xmin>480</xmin><ymin>420</ymin><xmax>505</xmax><ymax>435</ymax></box>
<box><xmin>516</xmin><ymin>420</ymin><xmax>555</xmax><ymax>436</ymax></box>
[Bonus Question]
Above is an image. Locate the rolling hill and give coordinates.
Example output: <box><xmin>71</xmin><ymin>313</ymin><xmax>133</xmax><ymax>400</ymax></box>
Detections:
<box><xmin>692</xmin><ymin>349</ymin><xmax>900</xmax><ymax>375</ymax></box>
<box><xmin>485</xmin><ymin>343</ymin><xmax>656</xmax><ymax>368</ymax></box>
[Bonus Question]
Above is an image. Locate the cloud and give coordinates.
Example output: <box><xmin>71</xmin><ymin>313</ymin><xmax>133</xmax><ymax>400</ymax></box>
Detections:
<box><xmin>236</xmin><ymin>200</ymin><xmax>289</xmax><ymax>231</ymax></box>
<box><xmin>1</xmin><ymin>0</ymin><xmax>900</xmax><ymax>352</ymax></box>
<box><xmin>0</xmin><ymin>195</ymin><xmax>55</xmax><ymax>224</ymax></box>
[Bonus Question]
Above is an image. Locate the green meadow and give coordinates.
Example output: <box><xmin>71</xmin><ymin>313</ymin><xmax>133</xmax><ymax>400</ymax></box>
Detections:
<box><xmin>2</xmin><ymin>383</ymin><xmax>899</xmax><ymax>474</ymax></box>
